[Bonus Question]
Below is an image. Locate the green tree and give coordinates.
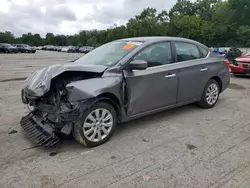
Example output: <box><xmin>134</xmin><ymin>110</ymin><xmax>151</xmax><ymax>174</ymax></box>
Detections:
<box><xmin>169</xmin><ymin>15</ymin><xmax>202</xmax><ymax>40</ymax></box>
<box><xmin>0</xmin><ymin>31</ymin><xmax>15</xmax><ymax>43</ymax></box>
<box><xmin>228</xmin><ymin>0</ymin><xmax>250</xmax><ymax>26</ymax></box>
<box><xmin>236</xmin><ymin>26</ymin><xmax>250</xmax><ymax>47</ymax></box>
<box><xmin>169</xmin><ymin>0</ymin><xmax>197</xmax><ymax>17</ymax></box>
<box><xmin>86</xmin><ymin>36</ymin><xmax>98</xmax><ymax>46</ymax></box>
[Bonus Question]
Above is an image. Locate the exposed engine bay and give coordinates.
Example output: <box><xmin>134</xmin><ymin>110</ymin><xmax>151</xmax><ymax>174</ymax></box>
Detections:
<box><xmin>27</xmin><ymin>71</ymin><xmax>102</xmax><ymax>125</ymax></box>
<box><xmin>20</xmin><ymin>65</ymin><xmax>106</xmax><ymax>146</ymax></box>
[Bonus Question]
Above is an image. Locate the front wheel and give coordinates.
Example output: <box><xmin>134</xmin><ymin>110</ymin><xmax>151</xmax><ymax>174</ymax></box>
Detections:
<box><xmin>198</xmin><ymin>79</ymin><xmax>220</xmax><ymax>108</ymax></box>
<box><xmin>73</xmin><ymin>102</ymin><xmax>117</xmax><ymax>147</ymax></box>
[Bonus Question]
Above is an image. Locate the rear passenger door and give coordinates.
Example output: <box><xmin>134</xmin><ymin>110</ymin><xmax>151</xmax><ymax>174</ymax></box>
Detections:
<box><xmin>174</xmin><ymin>42</ymin><xmax>210</xmax><ymax>103</ymax></box>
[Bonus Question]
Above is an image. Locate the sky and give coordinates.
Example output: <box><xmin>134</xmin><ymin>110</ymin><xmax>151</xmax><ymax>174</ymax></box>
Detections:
<box><xmin>0</xmin><ymin>0</ymin><xmax>177</xmax><ymax>37</ymax></box>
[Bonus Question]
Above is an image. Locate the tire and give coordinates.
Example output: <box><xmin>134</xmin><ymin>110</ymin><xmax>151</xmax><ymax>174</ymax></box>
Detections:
<box><xmin>198</xmin><ymin>79</ymin><xmax>220</xmax><ymax>108</ymax></box>
<box><xmin>73</xmin><ymin>102</ymin><xmax>117</xmax><ymax>147</ymax></box>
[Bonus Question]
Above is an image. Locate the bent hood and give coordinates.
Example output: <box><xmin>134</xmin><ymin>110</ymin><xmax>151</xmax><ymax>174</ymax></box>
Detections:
<box><xmin>22</xmin><ymin>63</ymin><xmax>107</xmax><ymax>98</ymax></box>
<box><xmin>235</xmin><ymin>57</ymin><xmax>250</xmax><ymax>63</ymax></box>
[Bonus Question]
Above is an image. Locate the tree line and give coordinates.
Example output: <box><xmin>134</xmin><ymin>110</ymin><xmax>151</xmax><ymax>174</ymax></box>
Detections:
<box><xmin>0</xmin><ymin>0</ymin><xmax>249</xmax><ymax>48</ymax></box>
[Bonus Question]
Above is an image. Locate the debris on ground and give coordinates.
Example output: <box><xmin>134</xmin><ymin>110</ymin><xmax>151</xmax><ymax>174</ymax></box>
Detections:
<box><xmin>111</xmin><ymin>156</ymin><xmax>116</xmax><ymax>160</ymax></box>
<box><xmin>143</xmin><ymin>175</ymin><xmax>150</xmax><ymax>181</ymax></box>
<box><xmin>49</xmin><ymin>151</ymin><xmax>58</xmax><ymax>156</ymax></box>
<box><xmin>186</xmin><ymin>144</ymin><xmax>197</xmax><ymax>150</ymax></box>
<box><xmin>8</xmin><ymin>130</ymin><xmax>18</xmax><ymax>134</ymax></box>
<box><xmin>142</xmin><ymin>138</ymin><xmax>149</xmax><ymax>142</ymax></box>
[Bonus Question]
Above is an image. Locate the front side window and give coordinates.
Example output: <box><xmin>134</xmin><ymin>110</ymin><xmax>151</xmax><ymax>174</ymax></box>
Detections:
<box><xmin>75</xmin><ymin>41</ymin><xmax>143</xmax><ymax>67</ymax></box>
<box><xmin>133</xmin><ymin>42</ymin><xmax>173</xmax><ymax>68</ymax></box>
<box><xmin>175</xmin><ymin>42</ymin><xmax>201</xmax><ymax>62</ymax></box>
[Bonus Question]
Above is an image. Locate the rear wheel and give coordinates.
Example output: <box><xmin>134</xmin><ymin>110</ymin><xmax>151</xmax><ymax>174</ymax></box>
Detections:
<box><xmin>198</xmin><ymin>79</ymin><xmax>220</xmax><ymax>108</ymax></box>
<box><xmin>73</xmin><ymin>102</ymin><xmax>117</xmax><ymax>147</ymax></box>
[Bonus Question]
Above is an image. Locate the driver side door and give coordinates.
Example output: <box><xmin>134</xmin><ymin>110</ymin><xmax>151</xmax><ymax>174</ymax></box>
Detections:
<box><xmin>123</xmin><ymin>41</ymin><xmax>178</xmax><ymax>118</ymax></box>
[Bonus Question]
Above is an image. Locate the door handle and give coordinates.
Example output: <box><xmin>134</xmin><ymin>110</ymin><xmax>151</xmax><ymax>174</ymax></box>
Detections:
<box><xmin>165</xmin><ymin>74</ymin><xmax>176</xmax><ymax>78</ymax></box>
<box><xmin>200</xmin><ymin>68</ymin><xmax>208</xmax><ymax>72</ymax></box>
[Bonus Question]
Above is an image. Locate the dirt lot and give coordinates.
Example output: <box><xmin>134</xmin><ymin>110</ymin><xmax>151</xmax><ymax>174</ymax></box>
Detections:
<box><xmin>1</xmin><ymin>51</ymin><xmax>250</xmax><ymax>188</ymax></box>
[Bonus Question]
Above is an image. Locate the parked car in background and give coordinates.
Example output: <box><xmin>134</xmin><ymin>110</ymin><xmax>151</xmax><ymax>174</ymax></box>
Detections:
<box><xmin>42</xmin><ymin>45</ymin><xmax>49</xmax><ymax>50</ymax></box>
<box><xmin>20</xmin><ymin>36</ymin><xmax>230</xmax><ymax>147</ymax></box>
<box><xmin>68</xmin><ymin>46</ymin><xmax>80</xmax><ymax>53</ymax></box>
<box><xmin>229</xmin><ymin>55</ymin><xmax>250</xmax><ymax>75</ymax></box>
<box><xmin>79</xmin><ymin>46</ymin><xmax>94</xmax><ymax>53</ymax></box>
<box><xmin>61</xmin><ymin>46</ymin><xmax>70</xmax><ymax>52</ymax></box>
<box><xmin>225</xmin><ymin>47</ymin><xmax>244</xmax><ymax>62</ymax></box>
<box><xmin>56</xmin><ymin>46</ymin><xmax>62</xmax><ymax>52</ymax></box>
<box><xmin>46</xmin><ymin>45</ymin><xmax>56</xmax><ymax>51</ymax></box>
<box><xmin>79</xmin><ymin>47</ymin><xmax>86</xmax><ymax>53</ymax></box>
<box><xmin>15</xmin><ymin>44</ymin><xmax>36</xmax><ymax>53</ymax></box>
<box><xmin>0</xmin><ymin>43</ymin><xmax>18</xmax><ymax>53</ymax></box>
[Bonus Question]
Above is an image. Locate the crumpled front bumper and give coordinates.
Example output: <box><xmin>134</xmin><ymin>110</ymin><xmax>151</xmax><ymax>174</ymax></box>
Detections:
<box><xmin>20</xmin><ymin>113</ymin><xmax>60</xmax><ymax>147</ymax></box>
<box><xmin>20</xmin><ymin>99</ymin><xmax>96</xmax><ymax>147</ymax></box>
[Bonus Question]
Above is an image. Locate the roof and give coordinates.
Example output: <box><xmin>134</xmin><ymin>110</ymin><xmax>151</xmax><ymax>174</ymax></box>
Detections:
<box><xmin>116</xmin><ymin>36</ymin><xmax>206</xmax><ymax>48</ymax></box>
<box><xmin>117</xmin><ymin>36</ymin><xmax>196</xmax><ymax>43</ymax></box>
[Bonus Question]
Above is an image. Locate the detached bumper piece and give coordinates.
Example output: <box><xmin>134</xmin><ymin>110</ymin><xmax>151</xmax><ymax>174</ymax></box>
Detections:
<box><xmin>20</xmin><ymin>113</ymin><xmax>60</xmax><ymax>147</ymax></box>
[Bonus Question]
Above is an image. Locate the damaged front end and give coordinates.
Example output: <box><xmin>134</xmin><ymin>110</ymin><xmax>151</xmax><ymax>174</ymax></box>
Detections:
<box><xmin>20</xmin><ymin>63</ymin><xmax>106</xmax><ymax>146</ymax></box>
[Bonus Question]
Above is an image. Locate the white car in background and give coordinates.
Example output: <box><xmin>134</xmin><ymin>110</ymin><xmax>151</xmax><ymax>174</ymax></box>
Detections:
<box><xmin>61</xmin><ymin>46</ymin><xmax>70</xmax><ymax>52</ymax></box>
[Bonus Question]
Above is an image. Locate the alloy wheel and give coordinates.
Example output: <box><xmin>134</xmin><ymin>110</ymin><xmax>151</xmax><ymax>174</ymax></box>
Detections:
<box><xmin>206</xmin><ymin>83</ymin><xmax>219</xmax><ymax>105</ymax></box>
<box><xmin>83</xmin><ymin>108</ymin><xmax>113</xmax><ymax>142</ymax></box>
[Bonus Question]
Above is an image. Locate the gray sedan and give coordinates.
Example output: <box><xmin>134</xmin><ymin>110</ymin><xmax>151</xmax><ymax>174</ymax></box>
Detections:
<box><xmin>20</xmin><ymin>37</ymin><xmax>230</xmax><ymax>147</ymax></box>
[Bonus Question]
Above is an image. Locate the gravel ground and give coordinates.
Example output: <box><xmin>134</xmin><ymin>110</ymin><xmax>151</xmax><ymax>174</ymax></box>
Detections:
<box><xmin>0</xmin><ymin>51</ymin><xmax>250</xmax><ymax>188</ymax></box>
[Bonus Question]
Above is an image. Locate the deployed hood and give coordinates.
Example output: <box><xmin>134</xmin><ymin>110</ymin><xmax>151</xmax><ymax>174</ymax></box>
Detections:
<box><xmin>22</xmin><ymin>63</ymin><xmax>107</xmax><ymax>97</ymax></box>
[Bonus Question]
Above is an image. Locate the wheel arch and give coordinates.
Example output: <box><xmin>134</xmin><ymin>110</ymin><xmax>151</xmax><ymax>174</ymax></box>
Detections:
<box><xmin>95</xmin><ymin>93</ymin><xmax>122</xmax><ymax>122</ymax></box>
<box><xmin>210</xmin><ymin>76</ymin><xmax>222</xmax><ymax>93</ymax></box>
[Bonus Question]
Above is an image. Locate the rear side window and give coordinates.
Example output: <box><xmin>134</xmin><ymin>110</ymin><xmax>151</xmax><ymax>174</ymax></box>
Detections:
<box><xmin>200</xmin><ymin>47</ymin><xmax>209</xmax><ymax>57</ymax></box>
<box><xmin>174</xmin><ymin>42</ymin><xmax>201</xmax><ymax>62</ymax></box>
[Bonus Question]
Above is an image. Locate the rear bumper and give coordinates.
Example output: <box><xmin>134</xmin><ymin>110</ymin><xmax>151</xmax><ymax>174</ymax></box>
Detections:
<box><xmin>20</xmin><ymin>113</ymin><xmax>60</xmax><ymax>147</ymax></box>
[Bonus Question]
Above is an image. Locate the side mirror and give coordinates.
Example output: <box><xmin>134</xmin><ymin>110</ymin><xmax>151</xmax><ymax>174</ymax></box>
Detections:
<box><xmin>129</xmin><ymin>60</ymin><xmax>147</xmax><ymax>70</ymax></box>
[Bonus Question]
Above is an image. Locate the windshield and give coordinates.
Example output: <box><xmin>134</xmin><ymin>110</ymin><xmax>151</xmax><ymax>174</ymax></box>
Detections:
<box><xmin>75</xmin><ymin>41</ymin><xmax>143</xmax><ymax>67</ymax></box>
<box><xmin>245</xmin><ymin>52</ymin><xmax>250</xmax><ymax>56</ymax></box>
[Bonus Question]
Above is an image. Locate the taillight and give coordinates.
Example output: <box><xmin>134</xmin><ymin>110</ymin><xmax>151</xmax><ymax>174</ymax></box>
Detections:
<box><xmin>224</xmin><ymin>59</ymin><xmax>230</xmax><ymax>68</ymax></box>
